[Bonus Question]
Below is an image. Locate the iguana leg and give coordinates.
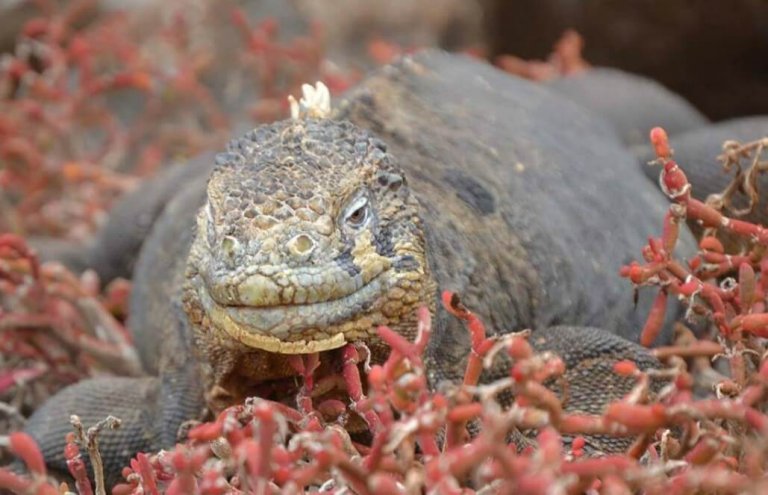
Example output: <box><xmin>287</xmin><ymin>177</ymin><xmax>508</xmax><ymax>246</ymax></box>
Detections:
<box><xmin>19</xmin><ymin>178</ymin><xmax>210</xmax><ymax>485</ymax></box>
<box><xmin>528</xmin><ymin>325</ymin><xmax>663</xmax><ymax>454</ymax></box>
<box><xmin>22</xmin><ymin>377</ymin><xmax>160</xmax><ymax>485</ymax></box>
<box><xmin>429</xmin><ymin>323</ymin><xmax>663</xmax><ymax>454</ymax></box>
<box><xmin>22</xmin><ymin>372</ymin><xmax>204</xmax><ymax>486</ymax></box>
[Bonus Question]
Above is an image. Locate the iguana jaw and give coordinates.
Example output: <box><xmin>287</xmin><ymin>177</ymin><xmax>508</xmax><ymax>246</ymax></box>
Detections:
<box><xmin>193</xmin><ymin>266</ymin><xmax>396</xmax><ymax>354</ymax></box>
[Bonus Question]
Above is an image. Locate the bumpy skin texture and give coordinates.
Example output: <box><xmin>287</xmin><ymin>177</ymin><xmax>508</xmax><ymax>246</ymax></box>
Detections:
<box><xmin>22</xmin><ymin>51</ymin><xmax>696</xmax><ymax>482</ymax></box>
<box><xmin>524</xmin><ymin>325</ymin><xmax>664</xmax><ymax>454</ymax></box>
<box><xmin>22</xmin><ymin>378</ymin><xmax>163</xmax><ymax>484</ymax></box>
<box><xmin>548</xmin><ymin>68</ymin><xmax>709</xmax><ymax>147</ymax></box>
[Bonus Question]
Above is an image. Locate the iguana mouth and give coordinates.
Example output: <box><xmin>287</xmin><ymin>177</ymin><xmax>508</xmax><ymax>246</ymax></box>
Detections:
<box><xmin>195</xmin><ymin>266</ymin><xmax>393</xmax><ymax>354</ymax></box>
<box><xmin>203</xmin><ymin>255</ymin><xmax>389</xmax><ymax>308</ymax></box>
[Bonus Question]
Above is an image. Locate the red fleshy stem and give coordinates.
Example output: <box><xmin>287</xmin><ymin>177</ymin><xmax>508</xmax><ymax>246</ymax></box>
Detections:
<box><xmin>135</xmin><ymin>453</ymin><xmax>160</xmax><ymax>495</ymax></box>
<box><xmin>342</xmin><ymin>343</ymin><xmax>382</xmax><ymax>432</ymax></box>
<box><xmin>9</xmin><ymin>432</ymin><xmax>46</xmax><ymax>476</ymax></box>
<box><xmin>650</xmin><ymin>127</ymin><xmax>672</xmax><ymax>160</ymax></box>
<box><xmin>65</xmin><ymin>432</ymin><xmax>94</xmax><ymax>495</ymax></box>
<box><xmin>640</xmin><ymin>289</ymin><xmax>668</xmax><ymax>347</ymax></box>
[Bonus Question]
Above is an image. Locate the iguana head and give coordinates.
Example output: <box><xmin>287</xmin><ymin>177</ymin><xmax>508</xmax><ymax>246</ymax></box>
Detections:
<box><xmin>182</xmin><ymin>113</ymin><xmax>434</xmax><ymax>355</ymax></box>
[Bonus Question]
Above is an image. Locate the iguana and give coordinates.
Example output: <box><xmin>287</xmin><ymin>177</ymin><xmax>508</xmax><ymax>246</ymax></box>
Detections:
<box><xmin>22</xmin><ymin>50</ymin><xmax>695</xmax><ymax>484</ymax></box>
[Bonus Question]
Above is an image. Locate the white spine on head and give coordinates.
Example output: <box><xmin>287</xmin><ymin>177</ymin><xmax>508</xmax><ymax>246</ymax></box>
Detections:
<box><xmin>289</xmin><ymin>81</ymin><xmax>331</xmax><ymax>119</ymax></box>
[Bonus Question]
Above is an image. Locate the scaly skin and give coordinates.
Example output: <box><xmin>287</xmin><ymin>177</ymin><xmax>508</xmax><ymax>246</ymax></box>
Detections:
<box><xmin>21</xmin><ymin>50</ymin><xmax>696</xmax><ymax>484</ymax></box>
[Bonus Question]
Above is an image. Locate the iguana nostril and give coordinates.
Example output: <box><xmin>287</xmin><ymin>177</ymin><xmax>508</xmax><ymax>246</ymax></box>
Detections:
<box><xmin>287</xmin><ymin>233</ymin><xmax>316</xmax><ymax>257</ymax></box>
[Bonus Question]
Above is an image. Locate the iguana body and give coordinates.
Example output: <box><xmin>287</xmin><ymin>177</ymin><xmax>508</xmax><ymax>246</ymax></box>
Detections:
<box><xmin>547</xmin><ymin>67</ymin><xmax>709</xmax><ymax>147</ymax></box>
<box><xmin>23</xmin><ymin>51</ymin><xmax>694</xmax><ymax>484</ymax></box>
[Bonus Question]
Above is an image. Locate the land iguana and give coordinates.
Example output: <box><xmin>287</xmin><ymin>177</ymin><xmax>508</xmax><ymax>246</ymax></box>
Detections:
<box><xmin>22</xmin><ymin>50</ymin><xmax>697</xmax><ymax>483</ymax></box>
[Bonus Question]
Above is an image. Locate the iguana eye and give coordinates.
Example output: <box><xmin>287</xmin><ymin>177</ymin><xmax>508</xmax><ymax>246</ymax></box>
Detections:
<box><xmin>344</xmin><ymin>196</ymin><xmax>370</xmax><ymax>228</ymax></box>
